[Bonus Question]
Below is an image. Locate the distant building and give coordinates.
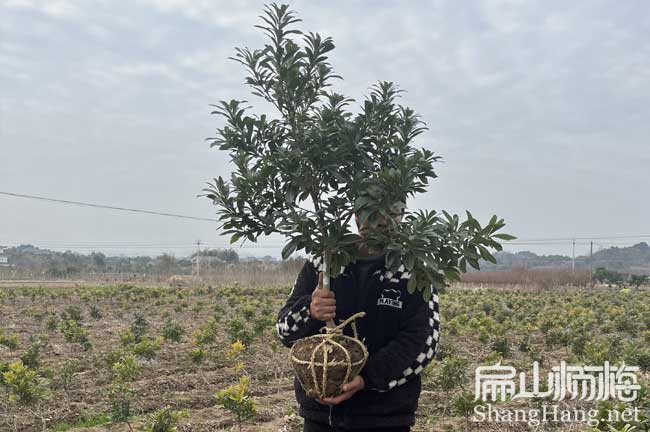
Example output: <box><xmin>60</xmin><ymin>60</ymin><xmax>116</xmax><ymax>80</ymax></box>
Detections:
<box><xmin>0</xmin><ymin>248</ymin><xmax>10</xmax><ymax>267</ymax></box>
<box><xmin>191</xmin><ymin>255</ymin><xmax>225</xmax><ymax>275</ymax></box>
<box><xmin>240</xmin><ymin>255</ymin><xmax>278</xmax><ymax>262</ymax></box>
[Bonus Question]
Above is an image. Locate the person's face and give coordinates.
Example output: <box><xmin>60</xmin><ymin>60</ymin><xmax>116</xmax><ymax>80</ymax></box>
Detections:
<box><xmin>355</xmin><ymin>208</ymin><xmax>403</xmax><ymax>238</ymax></box>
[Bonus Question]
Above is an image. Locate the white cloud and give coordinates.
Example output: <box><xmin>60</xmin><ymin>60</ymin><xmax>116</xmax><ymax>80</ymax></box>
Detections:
<box><xmin>1</xmin><ymin>0</ymin><xmax>649</xmax><ymax>256</ymax></box>
<box><xmin>137</xmin><ymin>0</ymin><xmax>269</xmax><ymax>28</ymax></box>
<box><xmin>2</xmin><ymin>0</ymin><xmax>83</xmax><ymax>19</ymax></box>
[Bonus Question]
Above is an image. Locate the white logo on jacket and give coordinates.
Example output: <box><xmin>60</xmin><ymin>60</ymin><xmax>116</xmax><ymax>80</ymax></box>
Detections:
<box><xmin>377</xmin><ymin>288</ymin><xmax>403</xmax><ymax>309</ymax></box>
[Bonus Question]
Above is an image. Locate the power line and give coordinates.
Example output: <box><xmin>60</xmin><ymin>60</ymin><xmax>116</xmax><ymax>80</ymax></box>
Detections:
<box><xmin>0</xmin><ymin>191</ymin><xmax>218</xmax><ymax>222</ymax></box>
<box><xmin>507</xmin><ymin>234</ymin><xmax>650</xmax><ymax>242</ymax></box>
<box><xmin>0</xmin><ymin>242</ymin><xmax>284</xmax><ymax>250</ymax></box>
<box><xmin>0</xmin><ymin>239</ymin><xmax>285</xmax><ymax>246</ymax></box>
<box><xmin>2</xmin><ymin>191</ymin><xmax>650</xmax><ymax>246</ymax></box>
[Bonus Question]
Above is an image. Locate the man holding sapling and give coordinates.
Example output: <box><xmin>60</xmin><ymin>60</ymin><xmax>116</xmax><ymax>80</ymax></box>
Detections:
<box><xmin>203</xmin><ymin>4</ymin><xmax>514</xmax><ymax>431</ymax></box>
<box><xmin>276</xmin><ymin>206</ymin><xmax>441</xmax><ymax>431</ymax></box>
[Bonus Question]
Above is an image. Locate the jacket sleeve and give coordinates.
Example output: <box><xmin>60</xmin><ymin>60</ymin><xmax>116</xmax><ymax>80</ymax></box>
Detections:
<box><xmin>276</xmin><ymin>258</ymin><xmax>325</xmax><ymax>347</ymax></box>
<box><xmin>360</xmin><ymin>283</ymin><xmax>441</xmax><ymax>392</ymax></box>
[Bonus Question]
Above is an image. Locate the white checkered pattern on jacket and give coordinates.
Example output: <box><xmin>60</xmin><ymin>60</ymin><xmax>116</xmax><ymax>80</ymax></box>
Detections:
<box><xmin>382</xmin><ymin>291</ymin><xmax>440</xmax><ymax>391</ymax></box>
<box><xmin>276</xmin><ymin>303</ymin><xmax>311</xmax><ymax>341</ymax></box>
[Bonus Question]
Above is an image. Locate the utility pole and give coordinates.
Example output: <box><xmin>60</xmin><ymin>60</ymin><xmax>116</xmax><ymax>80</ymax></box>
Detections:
<box><xmin>572</xmin><ymin>239</ymin><xmax>575</xmax><ymax>274</ymax></box>
<box><xmin>590</xmin><ymin>240</ymin><xmax>593</xmax><ymax>285</ymax></box>
<box><xmin>195</xmin><ymin>240</ymin><xmax>201</xmax><ymax>277</ymax></box>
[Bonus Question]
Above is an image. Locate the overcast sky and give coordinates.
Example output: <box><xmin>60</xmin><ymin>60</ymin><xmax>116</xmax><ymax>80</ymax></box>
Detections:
<box><xmin>1</xmin><ymin>0</ymin><xmax>648</xmax><ymax>259</ymax></box>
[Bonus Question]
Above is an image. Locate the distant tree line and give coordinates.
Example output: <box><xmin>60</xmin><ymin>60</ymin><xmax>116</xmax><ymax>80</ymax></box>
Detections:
<box><xmin>594</xmin><ymin>267</ymin><xmax>649</xmax><ymax>288</ymax></box>
<box><xmin>0</xmin><ymin>244</ymin><xmax>242</xmax><ymax>278</ymax></box>
<box><xmin>478</xmin><ymin>242</ymin><xmax>650</xmax><ymax>274</ymax></box>
<box><xmin>193</xmin><ymin>248</ymin><xmax>240</xmax><ymax>263</ymax></box>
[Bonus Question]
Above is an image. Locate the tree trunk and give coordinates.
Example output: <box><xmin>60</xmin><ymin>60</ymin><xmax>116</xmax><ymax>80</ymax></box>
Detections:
<box><xmin>322</xmin><ymin>251</ymin><xmax>335</xmax><ymax>328</ymax></box>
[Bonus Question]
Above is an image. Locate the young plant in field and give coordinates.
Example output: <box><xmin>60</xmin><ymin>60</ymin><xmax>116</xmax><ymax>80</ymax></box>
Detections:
<box><xmin>202</xmin><ymin>3</ymin><xmax>516</xmax><ymax>301</ymax></box>
<box><xmin>592</xmin><ymin>400</ymin><xmax>633</xmax><ymax>431</ymax></box>
<box><xmin>54</xmin><ymin>359</ymin><xmax>78</xmax><ymax>399</ymax></box>
<box><xmin>252</xmin><ymin>315</ymin><xmax>274</xmax><ymax>336</ymax></box>
<box><xmin>162</xmin><ymin>318</ymin><xmax>185</xmax><ymax>362</ymax></box>
<box><xmin>119</xmin><ymin>327</ymin><xmax>136</xmax><ymax>346</ymax></box>
<box><xmin>239</xmin><ymin>303</ymin><xmax>256</xmax><ymax>320</ymax></box>
<box><xmin>59</xmin><ymin>319</ymin><xmax>92</xmax><ymax>351</ymax></box>
<box><xmin>194</xmin><ymin>316</ymin><xmax>219</xmax><ymax>346</ymax></box>
<box><xmin>189</xmin><ymin>345</ymin><xmax>210</xmax><ymax>385</ymax></box>
<box><xmin>20</xmin><ymin>334</ymin><xmax>48</xmax><ymax>369</ymax></box>
<box><xmin>144</xmin><ymin>406</ymin><xmax>189</xmax><ymax>432</ymax></box>
<box><xmin>89</xmin><ymin>304</ymin><xmax>102</xmax><ymax>320</ymax></box>
<box><xmin>226</xmin><ymin>340</ymin><xmax>246</xmax><ymax>362</ymax></box>
<box><xmin>226</xmin><ymin>317</ymin><xmax>253</xmax><ymax>346</ymax></box>
<box><xmin>0</xmin><ymin>328</ymin><xmax>20</xmax><ymax>350</ymax></box>
<box><xmin>112</xmin><ymin>354</ymin><xmax>140</xmax><ymax>383</ymax></box>
<box><xmin>189</xmin><ymin>346</ymin><xmax>207</xmax><ymax>364</ymax></box>
<box><xmin>436</xmin><ymin>356</ymin><xmax>470</xmax><ymax>398</ymax></box>
<box><xmin>130</xmin><ymin>311</ymin><xmax>149</xmax><ymax>343</ymax></box>
<box><xmin>61</xmin><ymin>305</ymin><xmax>83</xmax><ymax>322</ymax></box>
<box><xmin>214</xmin><ymin>375</ymin><xmax>256</xmax><ymax>432</ymax></box>
<box><xmin>108</xmin><ymin>354</ymin><xmax>140</xmax><ymax>432</ymax></box>
<box><xmin>45</xmin><ymin>315</ymin><xmax>59</xmax><ymax>332</ymax></box>
<box><xmin>103</xmin><ymin>349</ymin><xmax>126</xmax><ymax>370</ymax></box>
<box><xmin>2</xmin><ymin>360</ymin><xmax>48</xmax><ymax>404</ymax></box>
<box><xmin>132</xmin><ymin>336</ymin><xmax>163</xmax><ymax>361</ymax></box>
<box><xmin>490</xmin><ymin>337</ymin><xmax>510</xmax><ymax>358</ymax></box>
<box><xmin>2</xmin><ymin>360</ymin><xmax>49</xmax><ymax>431</ymax></box>
<box><xmin>226</xmin><ymin>340</ymin><xmax>248</xmax><ymax>374</ymax></box>
<box><xmin>108</xmin><ymin>383</ymin><xmax>135</xmax><ymax>432</ymax></box>
<box><xmin>452</xmin><ymin>391</ymin><xmax>486</xmax><ymax>432</ymax></box>
<box><xmin>0</xmin><ymin>361</ymin><xmax>8</xmax><ymax>384</ymax></box>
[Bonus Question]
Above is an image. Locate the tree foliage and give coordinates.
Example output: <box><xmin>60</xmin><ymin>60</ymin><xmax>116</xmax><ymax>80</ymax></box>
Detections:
<box><xmin>202</xmin><ymin>3</ymin><xmax>515</xmax><ymax>299</ymax></box>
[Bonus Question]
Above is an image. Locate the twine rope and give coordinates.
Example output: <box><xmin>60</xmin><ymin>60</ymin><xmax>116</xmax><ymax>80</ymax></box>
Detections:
<box><xmin>291</xmin><ymin>312</ymin><xmax>368</xmax><ymax>399</ymax></box>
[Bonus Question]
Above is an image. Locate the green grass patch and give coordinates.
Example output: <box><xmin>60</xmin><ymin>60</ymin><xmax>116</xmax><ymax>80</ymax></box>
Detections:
<box><xmin>53</xmin><ymin>412</ymin><xmax>112</xmax><ymax>431</ymax></box>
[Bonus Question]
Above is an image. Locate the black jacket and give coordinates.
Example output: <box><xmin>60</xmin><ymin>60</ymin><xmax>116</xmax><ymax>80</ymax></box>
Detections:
<box><xmin>276</xmin><ymin>256</ymin><xmax>441</xmax><ymax>429</ymax></box>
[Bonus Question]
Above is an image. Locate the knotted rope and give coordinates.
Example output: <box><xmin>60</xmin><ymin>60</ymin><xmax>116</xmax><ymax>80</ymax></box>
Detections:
<box><xmin>289</xmin><ymin>312</ymin><xmax>369</xmax><ymax>399</ymax></box>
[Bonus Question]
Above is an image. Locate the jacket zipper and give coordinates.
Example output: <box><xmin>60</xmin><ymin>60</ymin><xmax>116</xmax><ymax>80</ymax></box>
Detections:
<box><xmin>328</xmin><ymin>405</ymin><xmax>333</xmax><ymax>426</ymax></box>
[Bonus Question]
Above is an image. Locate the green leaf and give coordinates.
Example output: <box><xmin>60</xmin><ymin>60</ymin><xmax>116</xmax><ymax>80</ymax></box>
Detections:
<box><xmin>422</xmin><ymin>284</ymin><xmax>432</xmax><ymax>302</ymax></box>
<box><xmin>403</xmin><ymin>253</ymin><xmax>415</xmax><ymax>271</ymax></box>
<box><xmin>281</xmin><ymin>241</ymin><xmax>297</xmax><ymax>260</ymax></box>
<box><xmin>407</xmin><ymin>272</ymin><xmax>417</xmax><ymax>294</ymax></box>
<box><xmin>493</xmin><ymin>233</ymin><xmax>517</xmax><ymax>241</ymax></box>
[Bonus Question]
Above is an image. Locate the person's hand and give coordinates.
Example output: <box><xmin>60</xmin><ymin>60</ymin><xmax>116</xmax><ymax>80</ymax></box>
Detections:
<box><xmin>319</xmin><ymin>375</ymin><xmax>365</xmax><ymax>405</ymax></box>
<box><xmin>309</xmin><ymin>272</ymin><xmax>336</xmax><ymax>321</ymax></box>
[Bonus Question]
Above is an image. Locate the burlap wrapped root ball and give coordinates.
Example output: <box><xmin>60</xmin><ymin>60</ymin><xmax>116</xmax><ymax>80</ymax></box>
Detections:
<box><xmin>289</xmin><ymin>313</ymin><xmax>368</xmax><ymax>399</ymax></box>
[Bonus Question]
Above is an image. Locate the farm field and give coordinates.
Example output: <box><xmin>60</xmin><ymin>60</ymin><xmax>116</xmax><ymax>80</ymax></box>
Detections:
<box><xmin>1</xmin><ymin>275</ymin><xmax>649</xmax><ymax>431</ymax></box>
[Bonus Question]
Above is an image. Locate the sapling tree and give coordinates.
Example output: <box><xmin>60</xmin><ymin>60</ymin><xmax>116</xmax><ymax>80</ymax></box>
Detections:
<box><xmin>108</xmin><ymin>354</ymin><xmax>140</xmax><ymax>432</ymax></box>
<box><xmin>202</xmin><ymin>3</ymin><xmax>515</xmax><ymax>301</ymax></box>
<box><xmin>58</xmin><ymin>319</ymin><xmax>92</xmax><ymax>351</ymax></box>
<box><xmin>144</xmin><ymin>406</ymin><xmax>189</xmax><ymax>432</ymax></box>
<box><xmin>130</xmin><ymin>311</ymin><xmax>149</xmax><ymax>343</ymax></box>
<box><xmin>162</xmin><ymin>318</ymin><xmax>185</xmax><ymax>362</ymax></box>
<box><xmin>0</xmin><ymin>328</ymin><xmax>20</xmax><ymax>351</ymax></box>
<box><xmin>132</xmin><ymin>335</ymin><xmax>163</xmax><ymax>361</ymax></box>
<box><xmin>452</xmin><ymin>391</ymin><xmax>486</xmax><ymax>432</ymax></box>
<box><xmin>54</xmin><ymin>359</ymin><xmax>78</xmax><ymax>399</ymax></box>
<box><xmin>214</xmin><ymin>375</ymin><xmax>256</xmax><ymax>432</ymax></box>
<box><xmin>436</xmin><ymin>356</ymin><xmax>470</xmax><ymax>397</ymax></box>
<box><xmin>190</xmin><ymin>322</ymin><xmax>213</xmax><ymax>385</ymax></box>
<box><xmin>2</xmin><ymin>360</ymin><xmax>49</xmax><ymax>431</ymax></box>
<box><xmin>20</xmin><ymin>335</ymin><xmax>47</xmax><ymax>369</ymax></box>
